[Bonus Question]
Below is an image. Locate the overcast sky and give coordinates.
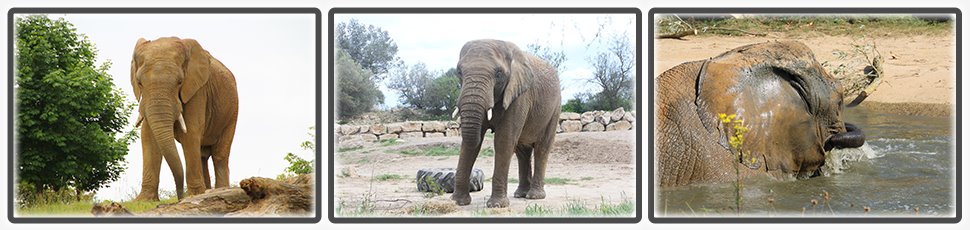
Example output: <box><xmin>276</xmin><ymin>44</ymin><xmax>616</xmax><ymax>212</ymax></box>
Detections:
<box><xmin>334</xmin><ymin>14</ymin><xmax>637</xmax><ymax>108</ymax></box>
<box><xmin>25</xmin><ymin>13</ymin><xmax>317</xmax><ymax>201</ymax></box>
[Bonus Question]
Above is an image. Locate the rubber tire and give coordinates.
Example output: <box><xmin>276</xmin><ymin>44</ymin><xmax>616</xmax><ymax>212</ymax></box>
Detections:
<box><xmin>416</xmin><ymin>168</ymin><xmax>484</xmax><ymax>193</ymax></box>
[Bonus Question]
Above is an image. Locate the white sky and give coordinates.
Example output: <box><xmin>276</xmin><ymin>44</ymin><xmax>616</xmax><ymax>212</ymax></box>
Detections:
<box><xmin>25</xmin><ymin>14</ymin><xmax>318</xmax><ymax>201</ymax></box>
<box><xmin>334</xmin><ymin>14</ymin><xmax>637</xmax><ymax>108</ymax></box>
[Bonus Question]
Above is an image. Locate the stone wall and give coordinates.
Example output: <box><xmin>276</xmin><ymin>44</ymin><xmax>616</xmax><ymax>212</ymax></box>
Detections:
<box><xmin>336</xmin><ymin>108</ymin><xmax>635</xmax><ymax>141</ymax></box>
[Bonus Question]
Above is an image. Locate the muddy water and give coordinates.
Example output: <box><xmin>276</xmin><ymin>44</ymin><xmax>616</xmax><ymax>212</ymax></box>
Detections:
<box><xmin>657</xmin><ymin>106</ymin><xmax>955</xmax><ymax>217</ymax></box>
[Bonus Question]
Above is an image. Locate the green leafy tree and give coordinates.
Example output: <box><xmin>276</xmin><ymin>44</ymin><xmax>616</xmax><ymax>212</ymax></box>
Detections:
<box><xmin>15</xmin><ymin>15</ymin><xmax>135</xmax><ymax>196</ymax></box>
<box><xmin>336</xmin><ymin>46</ymin><xmax>383</xmax><ymax>119</ymax></box>
<box><xmin>388</xmin><ymin>64</ymin><xmax>460</xmax><ymax>117</ymax></box>
<box><xmin>336</xmin><ymin>19</ymin><xmax>401</xmax><ymax>80</ymax></box>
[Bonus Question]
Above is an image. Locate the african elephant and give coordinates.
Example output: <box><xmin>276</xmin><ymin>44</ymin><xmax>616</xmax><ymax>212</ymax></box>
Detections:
<box><xmin>450</xmin><ymin>39</ymin><xmax>561</xmax><ymax>208</ymax></box>
<box><xmin>656</xmin><ymin>41</ymin><xmax>866</xmax><ymax>187</ymax></box>
<box><xmin>131</xmin><ymin>37</ymin><xmax>239</xmax><ymax>200</ymax></box>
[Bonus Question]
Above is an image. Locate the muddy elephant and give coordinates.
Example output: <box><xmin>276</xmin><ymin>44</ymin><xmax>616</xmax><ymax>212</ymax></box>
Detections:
<box><xmin>656</xmin><ymin>41</ymin><xmax>866</xmax><ymax>187</ymax></box>
<box><xmin>131</xmin><ymin>37</ymin><xmax>239</xmax><ymax>200</ymax></box>
<box><xmin>450</xmin><ymin>39</ymin><xmax>561</xmax><ymax>208</ymax></box>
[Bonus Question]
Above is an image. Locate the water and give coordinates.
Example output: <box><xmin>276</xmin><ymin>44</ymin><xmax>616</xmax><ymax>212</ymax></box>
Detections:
<box><xmin>657</xmin><ymin>106</ymin><xmax>955</xmax><ymax>217</ymax></box>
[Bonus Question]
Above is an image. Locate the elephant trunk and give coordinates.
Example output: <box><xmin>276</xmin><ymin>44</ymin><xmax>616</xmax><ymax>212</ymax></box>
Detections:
<box><xmin>824</xmin><ymin>122</ymin><xmax>865</xmax><ymax>151</ymax></box>
<box><xmin>453</xmin><ymin>77</ymin><xmax>491</xmax><ymax>199</ymax></box>
<box><xmin>145</xmin><ymin>102</ymin><xmax>185</xmax><ymax>200</ymax></box>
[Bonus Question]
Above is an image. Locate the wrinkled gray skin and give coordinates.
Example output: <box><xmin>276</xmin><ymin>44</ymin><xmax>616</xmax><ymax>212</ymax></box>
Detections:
<box><xmin>451</xmin><ymin>39</ymin><xmax>561</xmax><ymax>208</ymax></box>
<box><xmin>656</xmin><ymin>41</ymin><xmax>866</xmax><ymax>187</ymax></box>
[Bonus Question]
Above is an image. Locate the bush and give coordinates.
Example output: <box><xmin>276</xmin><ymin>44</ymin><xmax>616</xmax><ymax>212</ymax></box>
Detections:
<box><xmin>336</xmin><ymin>47</ymin><xmax>383</xmax><ymax>119</ymax></box>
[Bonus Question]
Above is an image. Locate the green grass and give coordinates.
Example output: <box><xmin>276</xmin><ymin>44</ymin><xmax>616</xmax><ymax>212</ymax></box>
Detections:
<box><xmin>544</xmin><ymin>177</ymin><xmax>572</xmax><ymax>185</ymax></box>
<box><xmin>374</xmin><ymin>174</ymin><xmax>404</xmax><ymax>181</ymax></box>
<box><xmin>479</xmin><ymin>147</ymin><xmax>494</xmax><ymax>157</ymax></box>
<box><xmin>379</xmin><ymin>138</ymin><xmax>401</xmax><ymax>146</ymax></box>
<box><xmin>521</xmin><ymin>199</ymin><xmax>635</xmax><ymax>217</ymax></box>
<box><xmin>338</xmin><ymin>146</ymin><xmax>364</xmax><ymax>152</ymax></box>
<box><xmin>658</xmin><ymin>15</ymin><xmax>954</xmax><ymax>37</ymax></box>
<box><xmin>398</xmin><ymin>146</ymin><xmax>460</xmax><ymax>156</ymax></box>
<box><xmin>17</xmin><ymin>198</ymin><xmax>177</xmax><ymax>216</ymax></box>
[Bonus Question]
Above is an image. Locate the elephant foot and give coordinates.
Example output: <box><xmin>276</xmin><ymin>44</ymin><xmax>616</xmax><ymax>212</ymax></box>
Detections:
<box><xmin>451</xmin><ymin>193</ymin><xmax>472</xmax><ymax>206</ymax></box>
<box><xmin>513</xmin><ymin>187</ymin><xmax>530</xmax><ymax>198</ymax></box>
<box><xmin>525</xmin><ymin>189</ymin><xmax>546</xmax><ymax>199</ymax></box>
<box><xmin>186</xmin><ymin>187</ymin><xmax>207</xmax><ymax>197</ymax></box>
<box><xmin>486</xmin><ymin>196</ymin><xmax>510</xmax><ymax>208</ymax></box>
<box><xmin>133</xmin><ymin>192</ymin><xmax>160</xmax><ymax>202</ymax></box>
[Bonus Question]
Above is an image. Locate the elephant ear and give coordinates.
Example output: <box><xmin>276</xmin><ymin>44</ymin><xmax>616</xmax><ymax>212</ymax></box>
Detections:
<box><xmin>501</xmin><ymin>41</ymin><xmax>534</xmax><ymax>109</ymax></box>
<box><xmin>131</xmin><ymin>38</ymin><xmax>149</xmax><ymax>102</ymax></box>
<box><xmin>179</xmin><ymin>38</ymin><xmax>211</xmax><ymax>104</ymax></box>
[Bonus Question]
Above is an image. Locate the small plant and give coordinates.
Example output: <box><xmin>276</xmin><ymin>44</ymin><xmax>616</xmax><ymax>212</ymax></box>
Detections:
<box><xmin>544</xmin><ymin>177</ymin><xmax>572</xmax><ymax>185</ymax></box>
<box><xmin>374</xmin><ymin>174</ymin><xmax>403</xmax><ymax>181</ymax></box>
<box><xmin>379</xmin><ymin>138</ymin><xmax>400</xmax><ymax>146</ymax></box>
<box><xmin>278</xmin><ymin>127</ymin><xmax>315</xmax><ymax>180</ymax></box>
<box><xmin>718</xmin><ymin>113</ymin><xmax>753</xmax><ymax>215</ymax></box>
<box><xmin>564</xmin><ymin>200</ymin><xmax>593</xmax><ymax>216</ymax></box>
<box><xmin>409</xmin><ymin>202</ymin><xmax>457</xmax><ymax>216</ymax></box>
<box><xmin>337</xmin><ymin>146</ymin><xmax>364</xmax><ymax>152</ymax></box>
<box><xmin>598</xmin><ymin>198</ymin><xmax>635</xmax><ymax>216</ymax></box>
<box><xmin>524</xmin><ymin>203</ymin><xmax>552</xmax><ymax>216</ymax></box>
<box><xmin>422</xmin><ymin>176</ymin><xmax>445</xmax><ymax>198</ymax></box>
<box><xmin>480</xmin><ymin>147</ymin><xmax>495</xmax><ymax>157</ymax></box>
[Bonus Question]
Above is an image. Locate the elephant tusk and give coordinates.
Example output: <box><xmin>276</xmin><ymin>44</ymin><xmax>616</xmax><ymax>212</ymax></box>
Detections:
<box><xmin>452</xmin><ymin>107</ymin><xmax>459</xmax><ymax>119</ymax></box>
<box><xmin>178</xmin><ymin>113</ymin><xmax>187</xmax><ymax>133</ymax></box>
<box><xmin>487</xmin><ymin>109</ymin><xmax>492</xmax><ymax>120</ymax></box>
<box><xmin>135</xmin><ymin>114</ymin><xmax>144</xmax><ymax>127</ymax></box>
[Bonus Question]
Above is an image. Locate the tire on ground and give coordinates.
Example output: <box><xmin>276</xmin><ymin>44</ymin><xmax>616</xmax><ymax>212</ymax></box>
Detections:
<box><xmin>416</xmin><ymin>168</ymin><xmax>484</xmax><ymax>193</ymax></box>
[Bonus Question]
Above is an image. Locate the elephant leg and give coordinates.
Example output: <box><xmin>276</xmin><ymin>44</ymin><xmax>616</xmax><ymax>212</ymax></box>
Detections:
<box><xmin>135</xmin><ymin>128</ymin><xmax>162</xmax><ymax>201</ymax></box>
<box><xmin>201</xmin><ymin>147</ymin><xmax>212</xmax><ymax>189</ymax></box>
<box><xmin>211</xmin><ymin>132</ymin><xmax>235</xmax><ymax>188</ymax></box>
<box><xmin>181</xmin><ymin>138</ymin><xmax>206</xmax><ymax>196</ymax></box>
<box><xmin>513</xmin><ymin>145</ymin><xmax>533</xmax><ymax>198</ymax></box>
<box><xmin>527</xmin><ymin>117</ymin><xmax>559</xmax><ymax>200</ymax></box>
<box><xmin>487</xmin><ymin>126</ymin><xmax>525</xmax><ymax>208</ymax></box>
<box><xmin>452</xmin><ymin>127</ymin><xmax>487</xmax><ymax>206</ymax></box>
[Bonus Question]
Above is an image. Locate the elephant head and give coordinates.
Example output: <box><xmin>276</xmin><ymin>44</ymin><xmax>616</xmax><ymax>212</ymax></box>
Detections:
<box><xmin>130</xmin><ymin>37</ymin><xmax>212</xmax><ymax>200</ymax></box>
<box><xmin>657</xmin><ymin>41</ymin><xmax>866</xmax><ymax>186</ymax></box>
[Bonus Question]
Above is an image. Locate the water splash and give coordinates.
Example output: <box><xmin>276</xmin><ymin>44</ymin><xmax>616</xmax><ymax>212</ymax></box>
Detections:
<box><xmin>821</xmin><ymin>143</ymin><xmax>877</xmax><ymax>176</ymax></box>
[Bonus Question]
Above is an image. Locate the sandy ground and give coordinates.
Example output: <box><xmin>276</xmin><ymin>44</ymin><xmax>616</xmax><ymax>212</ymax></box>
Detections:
<box><xmin>334</xmin><ymin>130</ymin><xmax>636</xmax><ymax>217</ymax></box>
<box><xmin>654</xmin><ymin>34</ymin><xmax>956</xmax><ymax>113</ymax></box>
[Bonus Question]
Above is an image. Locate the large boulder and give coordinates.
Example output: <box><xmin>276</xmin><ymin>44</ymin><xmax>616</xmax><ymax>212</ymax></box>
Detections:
<box><xmin>445</xmin><ymin>129</ymin><xmax>459</xmax><ymax>137</ymax></box>
<box><xmin>425</xmin><ymin>132</ymin><xmax>445</xmax><ymax>138</ymax></box>
<box><xmin>580</xmin><ymin>112</ymin><xmax>596</xmax><ymax>123</ymax></box>
<box><xmin>369</xmin><ymin>124</ymin><xmax>386</xmax><ymax>135</ymax></box>
<box><xmin>402</xmin><ymin>121</ymin><xmax>423</xmax><ymax>132</ymax></box>
<box><xmin>623</xmin><ymin>111</ymin><xmax>635</xmax><ymax>122</ymax></box>
<box><xmin>379</xmin><ymin>133</ymin><xmax>399</xmax><ymax>140</ymax></box>
<box><xmin>423</xmin><ymin>121</ymin><xmax>446</xmax><ymax>132</ymax></box>
<box><xmin>582</xmin><ymin>122</ymin><xmax>605</xmax><ymax>132</ymax></box>
<box><xmin>359</xmin><ymin>134</ymin><xmax>378</xmax><ymax>142</ymax></box>
<box><xmin>560</xmin><ymin>112</ymin><xmax>581</xmax><ymax>120</ymax></box>
<box><xmin>338</xmin><ymin>125</ymin><xmax>360</xmax><ymax>135</ymax></box>
<box><xmin>386</xmin><ymin>123</ymin><xmax>404</xmax><ymax>134</ymax></box>
<box><xmin>597</xmin><ymin>114</ymin><xmax>611</xmax><ymax>125</ymax></box>
<box><xmin>610</xmin><ymin>107</ymin><xmax>626</xmax><ymax>122</ymax></box>
<box><xmin>560</xmin><ymin>120</ymin><xmax>583</xmax><ymax>132</ymax></box>
<box><xmin>416</xmin><ymin>168</ymin><xmax>484</xmax><ymax>193</ymax></box>
<box><xmin>606</xmin><ymin>120</ymin><xmax>633</xmax><ymax>131</ymax></box>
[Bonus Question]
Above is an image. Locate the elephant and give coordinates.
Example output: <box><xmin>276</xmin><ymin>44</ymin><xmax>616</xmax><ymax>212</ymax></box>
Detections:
<box><xmin>450</xmin><ymin>39</ymin><xmax>561</xmax><ymax>208</ymax></box>
<box><xmin>656</xmin><ymin>41</ymin><xmax>866</xmax><ymax>187</ymax></box>
<box><xmin>130</xmin><ymin>37</ymin><xmax>239</xmax><ymax>200</ymax></box>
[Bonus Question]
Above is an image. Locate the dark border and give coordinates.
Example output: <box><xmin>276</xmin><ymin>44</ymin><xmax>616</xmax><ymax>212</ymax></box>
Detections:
<box><xmin>328</xmin><ymin>8</ymin><xmax>642</xmax><ymax>224</ymax></box>
<box><xmin>648</xmin><ymin>8</ymin><xmax>961</xmax><ymax>224</ymax></box>
<box><xmin>7</xmin><ymin>8</ymin><xmax>322</xmax><ymax>224</ymax></box>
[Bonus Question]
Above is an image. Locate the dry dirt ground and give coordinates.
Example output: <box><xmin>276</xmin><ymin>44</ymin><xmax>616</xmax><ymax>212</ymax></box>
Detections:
<box><xmin>655</xmin><ymin>34</ymin><xmax>956</xmax><ymax>115</ymax></box>
<box><xmin>334</xmin><ymin>130</ymin><xmax>636</xmax><ymax>217</ymax></box>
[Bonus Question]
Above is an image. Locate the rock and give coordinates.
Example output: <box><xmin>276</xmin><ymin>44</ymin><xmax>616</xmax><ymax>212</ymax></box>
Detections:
<box><xmin>359</xmin><ymin>134</ymin><xmax>378</xmax><ymax>142</ymax></box>
<box><xmin>446</xmin><ymin>121</ymin><xmax>460</xmax><ymax>129</ymax></box>
<box><xmin>560</xmin><ymin>112</ymin><xmax>581</xmax><ymax>120</ymax></box>
<box><xmin>386</xmin><ymin>123</ymin><xmax>404</xmax><ymax>134</ymax></box>
<box><xmin>425</xmin><ymin>132</ymin><xmax>445</xmax><ymax>138</ymax></box>
<box><xmin>623</xmin><ymin>111</ymin><xmax>635</xmax><ymax>122</ymax></box>
<box><xmin>445</xmin><ymin>129</ymin><xmax>459</xmax><ymax>137</ymax></box>
<box><xmin>416</xmin><ymin>168</ymin><xmax>484</xmax><ymax>193</ymax></box>
<box><xmin>611</xmin><ymin>107</ymin><xmax>626</xmax><ymax>121</ymax></box>
<box><xmin>340</xmin><ymin>166</ymin><xmax>358</xmax><ymax>178</ymax></box>
<box><xmin>369</xmin><ymin>124</ymin><xmax>386</xmax><ymax>135</ymax></box>
<box><xmin>557</xmin><ymin>123</ymin><xmax>563</xmax><ymax>133</ymax></box>
<box><xmin>400</xmin><ymin>131</ymin><xmax>424</xmax><ymax>139</ymax></box>
<box><xmin>423</xmin><ymin>121</ymin><xmax>446</xmax><ymax>132</ymax></box>
<box><xmin>561</xmin><ymin>120</ymin><xmax>583</xmax><ymax>132</ymax></box>
<box><xmin>338</xmin><ymin>125</ymin><xmax>359</xmax><ymax>135</ymax></box>
<box><xmin>607</xmin><ymin>120</ymin><xmax>632</xmax><ymax>131</ymax></box>
<box><xmin>402</xmin><ymin>121</ymin><xmax>423</xmax><ymax>132</ymax></box>
<box><xmin>91</xmin><ymin>202</ymin><xmax>133</xmax><ymax>216</ymax></box>
<box><xmin>379</xmin><ymin>133</ymin><xmax>399</xmax><ymax>140</ymax></box>
<box><xmin>132</xmin><ymin>175</ymin><xmax>313</xmax><ymax>217</ymax></box>
<box><xmin>582</xmin><ymin>122</ymin><xmax>605</xmax><ymax>132</ymax></box>
<box><xmin>580</xmin><ymin>112</ymin><xmax>595</xmax><ymax>123</ymax></box>
<box><xmin>597</xmin><ymin>114</ymin><xmax>611</xmax><ymax>125</ymax></box>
